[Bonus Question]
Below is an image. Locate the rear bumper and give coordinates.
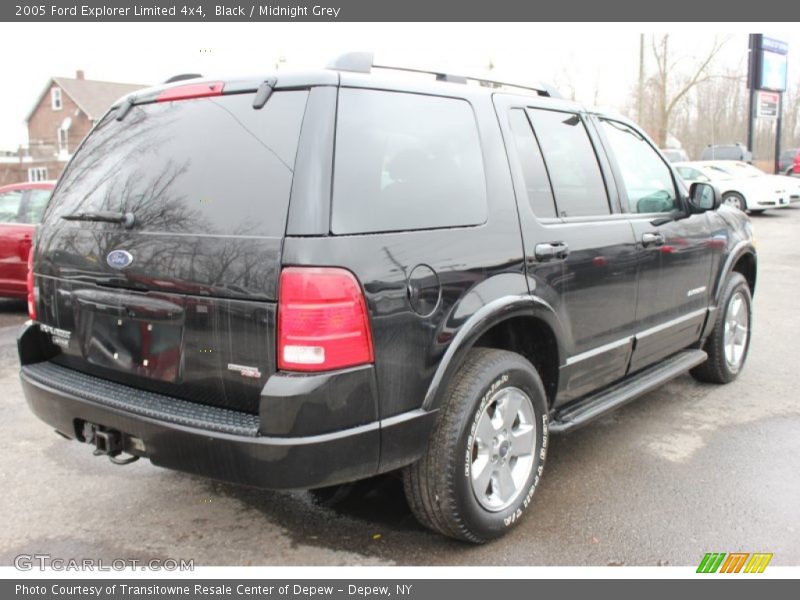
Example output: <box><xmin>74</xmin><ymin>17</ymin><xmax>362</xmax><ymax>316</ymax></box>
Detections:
<box><xmin>18</xmin><ymin>324</ymin><xmax>436</xmax><ymax>490</ymax></box>
<box><xmin>20</xmin><ymin>364</ymin><xmax>435</xmax><ymax>490</ymax></box>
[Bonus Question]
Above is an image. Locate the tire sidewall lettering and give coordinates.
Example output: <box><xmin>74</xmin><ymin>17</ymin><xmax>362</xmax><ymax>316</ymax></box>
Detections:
<box><xmin>461</xmin><ymin>367</ymin><xmax>548</xmax><ymax>531</ymax></box>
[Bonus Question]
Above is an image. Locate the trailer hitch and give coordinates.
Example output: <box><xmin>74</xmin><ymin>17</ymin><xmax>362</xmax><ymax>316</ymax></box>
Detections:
<box><xmin>80</xmin><ymin>422</ymin><xmax>140</xmax><ymax>465</ymax></box>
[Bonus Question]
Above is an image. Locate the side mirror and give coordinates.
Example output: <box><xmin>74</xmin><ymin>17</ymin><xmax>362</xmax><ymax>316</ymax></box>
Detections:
<box><xmin>688</xmin><ymin>182</ymin><xmax>721</xmax><ymax>212</ymax></box>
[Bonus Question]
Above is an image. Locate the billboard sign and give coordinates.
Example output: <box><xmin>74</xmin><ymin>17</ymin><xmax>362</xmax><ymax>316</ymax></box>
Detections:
<box><xmin>756</xmin><ymin>91</ymin><xmax>780</xmax><ymax>118</ymax></box>
<box><xmin>749</xmin><ymin>34</ymin><xmax>789</xmax><ymax>92</ymax></box>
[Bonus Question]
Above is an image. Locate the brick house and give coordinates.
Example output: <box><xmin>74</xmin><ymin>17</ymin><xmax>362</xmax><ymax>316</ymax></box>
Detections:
<box><xmin>0</xmin><ymin>71</ymin><xmax>146</xmax><ymax>186</ymax></box>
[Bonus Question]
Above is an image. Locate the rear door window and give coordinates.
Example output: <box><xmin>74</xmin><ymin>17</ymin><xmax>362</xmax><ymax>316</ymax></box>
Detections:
<box><xmin>332</xmin><ymin>89</ymin><xmax>487</xmax><ymax>234</ymax></box>
<box><xmin>508</xmin><ymin>109</ymin><xmax>557</xmax><ymax>218</ymax></box>
<box><xmin>526</xmin><ymin>109</ymin><xmax>610</xmax><ymax>217</ymax></box>
<box><xmin>46</xmin><ymin>91</ymin><xmax>309</xmax><ymax>237</ymax></box>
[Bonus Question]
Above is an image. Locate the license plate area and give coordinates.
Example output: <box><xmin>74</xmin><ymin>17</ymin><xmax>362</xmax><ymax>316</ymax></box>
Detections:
<box><xmin>72</xmin><ymin>289</ymin><xmax>186</xmax><ymax>383</ymax></box>
<box><xmin>83</xmin><ymin>313</ymin><xmax>182</xmax><ymax>382</ymax></box>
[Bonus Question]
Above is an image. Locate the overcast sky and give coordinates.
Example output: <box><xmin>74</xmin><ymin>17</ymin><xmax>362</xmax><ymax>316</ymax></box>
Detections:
<box><xmin>2</xmin><ymin>23</ymin><xmax>798</xmax><ymax>149</ymax></box>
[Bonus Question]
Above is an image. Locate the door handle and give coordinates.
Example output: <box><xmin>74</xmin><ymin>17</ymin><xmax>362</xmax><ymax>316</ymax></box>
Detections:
<box><xmin>534</xmin><ymin>242</ymin><xmax>570</xmax><ymax>261</ymax></box>
<box><xmin>641</xmin><ymin>232</ymin><xmax>665</xmax><ymax>247</ymax></box>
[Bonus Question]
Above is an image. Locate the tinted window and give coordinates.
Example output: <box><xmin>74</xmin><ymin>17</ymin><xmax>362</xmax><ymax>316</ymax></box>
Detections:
<box><xmin>0</xmin><ymin>190</ymin><xmax>23</xmax><ymax>223</ymax></box>
<box><xmin>20</xmin><ymin>189</ymin><xmax>52</xmax><ymax>224</ymax></box>
<box><xmin>600</xmin><ymin>119</ymin><xmax>677</xmax><ymax>213</ymax></box>
<box><xmin>332</xmin><ymin>89</ymin><xmax>487</xmax><ymax>234</ymax></box>
<box><xmin>508</xmin><ymin>109</ymin><xmax>556</xmax><ymax>218</ymax></box>
<box><xmin>47</xmin><ymin>91</ymin><xmax>309</xmax><ymax>237</ymax></box>
<box><xmin>702</xmin><ymin>146</ymin><xmax>743</xmax><ymax>160</ymax></box>
<box><xmin>526</xmin><ymin>109</ymin><xmax>609</xmax><ymax>217</ymax></box>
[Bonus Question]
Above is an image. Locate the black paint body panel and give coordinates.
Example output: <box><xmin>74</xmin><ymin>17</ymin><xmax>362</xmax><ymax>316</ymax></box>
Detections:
<box><xmin>19</xmin><ymin>70</ymin><xmax>757</xmax><ymax>490</ymax></box>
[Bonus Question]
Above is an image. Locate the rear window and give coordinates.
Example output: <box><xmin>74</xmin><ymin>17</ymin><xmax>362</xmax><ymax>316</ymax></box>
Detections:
<box><xmin>46</xmin><ymin>91</ymin><xmax>309</xmax><ymax>237</ymax></box>
<box><xmin>0</xmin><ymin>190</ymin><xmax>23</xmax><ymax>223</ymax></box>
<box><xmin>331</xmin><ymin>89</ymin><xmax>487</xmax><ymax>234</ymax></box>
<box><xmin>702</xmin><ymin>146</ymin><xmax>743</xmax><ymax>160</ymax></box>
<box><xmin>21</xmin><ymin>189</ymin><xmax>52</xmax><ymax>224</ymax></box>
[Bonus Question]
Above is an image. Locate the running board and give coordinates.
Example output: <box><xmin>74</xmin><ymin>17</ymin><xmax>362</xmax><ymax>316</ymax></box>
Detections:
<box><xmin>549</xmin><ymin>349</ymin><xmax>707</xmax><ymax>434</ymax></box>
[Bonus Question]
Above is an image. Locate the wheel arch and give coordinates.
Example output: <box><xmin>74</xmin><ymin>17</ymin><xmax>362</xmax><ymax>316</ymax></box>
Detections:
<box><xmin>714</xmin><ymin>241</ymin><xmax>757</xmax><ymax>305</ymax></box>
<box><xmin>422</xmin><ymin>295</ymin><xmax>565</xmax><ymax>412</ymax></box>
<box><xmin>731</xmin><ymin>251</ymin><xmax>757</xmax><ymax>295</ymax></box>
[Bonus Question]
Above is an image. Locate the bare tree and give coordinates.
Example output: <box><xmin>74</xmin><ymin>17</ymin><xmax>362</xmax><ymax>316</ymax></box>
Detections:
<box><xmin>781</xmin><ymin>79</ymin><xmax>800</xmax><ymax>150</ymax></box>
<box><xmin>648</xmin><ymin>34</ymin><xmax>729</xmax><ymax>146</ymax></box>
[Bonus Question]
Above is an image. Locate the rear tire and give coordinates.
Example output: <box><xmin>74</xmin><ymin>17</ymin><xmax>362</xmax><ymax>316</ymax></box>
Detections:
<box><xmin>403</xmin><ymin>348</ymin><xmax>548</xmax><ymax>543</ymax></box>
<box><xmin>691</xmin><ymin>272</ymin><xmax>752</xmax><ymax>384</ymax></box>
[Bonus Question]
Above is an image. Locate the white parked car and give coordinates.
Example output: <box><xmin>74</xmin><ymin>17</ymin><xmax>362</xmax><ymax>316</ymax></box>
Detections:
<box><xmin>674</xmin><ymin>161</ymin><xmax>791</xmax><ymax>213</ymax></box>
<box><xmin>705</xmin><ymin>160</ymin><xmax>800</xmax><ymax>205</ymax></box>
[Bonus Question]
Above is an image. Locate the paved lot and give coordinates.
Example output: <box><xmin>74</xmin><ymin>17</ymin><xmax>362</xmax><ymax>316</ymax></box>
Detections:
<box><xmin>1</xmin><ymin>209</ymin><xmax>799</xmax><ymax>567</ymax></box>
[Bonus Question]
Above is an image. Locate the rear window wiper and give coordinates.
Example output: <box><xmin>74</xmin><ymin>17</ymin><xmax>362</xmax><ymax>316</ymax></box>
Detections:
<box><xmin>61</xmin><ymin>211</ymin><xmax>135</xmax><ymax>228</ymax></box>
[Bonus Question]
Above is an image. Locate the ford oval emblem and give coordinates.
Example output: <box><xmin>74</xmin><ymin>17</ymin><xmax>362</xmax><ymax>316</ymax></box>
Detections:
<box><xmin>107</xmin><ymin>250</ymin><xmax>133</xmax><ymax>270</ymax></box>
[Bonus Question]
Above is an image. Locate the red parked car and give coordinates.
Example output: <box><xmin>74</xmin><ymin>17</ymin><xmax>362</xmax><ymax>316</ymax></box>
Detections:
<box><xmin>0</xmin><ymin>181</ymin><xmax>54</xmax><ymax>299</ymax></box>
<box><xmin>794</xmin><ymin>151</ymin><xmax>800</xmax><ymax>176</ymax></box>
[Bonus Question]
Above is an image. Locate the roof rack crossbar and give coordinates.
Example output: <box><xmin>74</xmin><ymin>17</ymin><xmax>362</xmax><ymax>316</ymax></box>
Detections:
<box><xmin>163</xmin><ymin>73</ymin><xmax>203</xmax><ymax>84</ymax></box>
<box><xmin>326</xmin><ymin>51</ymin><xmax>561</xmax><ymax>98</ymax></box>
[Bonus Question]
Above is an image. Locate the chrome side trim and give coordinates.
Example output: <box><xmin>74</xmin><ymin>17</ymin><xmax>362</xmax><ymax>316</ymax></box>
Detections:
<box><xmin>635</xmin><ymin>308</ymin><xmax>708</xmax><ymax>340</ymax></box>
<box><xmin>565</xmin><ymin>337</ymin><xmax>632</xmax><ymax>366</ymax></box>
<box><xmin>565</xmin><ymin>308</ymin><xmax>708</xmax><ymax>365</ymax></box>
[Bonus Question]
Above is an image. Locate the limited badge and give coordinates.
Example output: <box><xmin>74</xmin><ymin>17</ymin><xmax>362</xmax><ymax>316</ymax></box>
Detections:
<box><xmin>227</xmin><ymin>363</ymin><xmax>262</xmax><ymax>379</ymax></box>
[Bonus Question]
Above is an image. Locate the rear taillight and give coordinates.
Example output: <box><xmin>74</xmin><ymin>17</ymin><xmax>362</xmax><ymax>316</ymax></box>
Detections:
<box><xmin>156</xmin><ymin>82</ymin><xmax>224</xmax><ymax>102</ymax></box>
<box><xmin>26</xmin><ymin>249</ymin><xmax>37</xmax><ymax>321</ymax></box>
<box><xmin>278</xmin><ymin>267</ymin><xmax>374</xmax><ymax>372</ymax></box>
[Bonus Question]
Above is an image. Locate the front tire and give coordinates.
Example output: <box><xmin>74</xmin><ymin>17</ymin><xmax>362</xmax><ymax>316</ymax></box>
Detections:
<box><xmin>403</xmin><ymin>348</ymin><xmax>548</xmax><ymax>543</ymax></box>
<box><xmin>723</xmin><ymin>192</ymin><xmax>747</xmax><ymax>211</ymax></box>
<box><xmin>691</xmin><ymin>272</ymin><xmax>752</xmax><ymax>384</ymax></box>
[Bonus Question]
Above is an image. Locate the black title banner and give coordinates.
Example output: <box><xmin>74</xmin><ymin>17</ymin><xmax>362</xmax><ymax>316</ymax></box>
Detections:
<box><xmin>4</xmin><ymin>0</ymin><xmax>800</xmax><ymax>21</ymax></box>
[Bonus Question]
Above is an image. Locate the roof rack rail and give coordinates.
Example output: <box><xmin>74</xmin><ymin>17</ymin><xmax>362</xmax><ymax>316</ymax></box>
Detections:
<box><xmin>163</xmin><ymin>73</ymin><xmax>203</xmax><ymax>84</ymax></box>
<box><xmin>326</xmin><ymin>51</ymin><xmax>561</xmax><ymax>98</ymax></box>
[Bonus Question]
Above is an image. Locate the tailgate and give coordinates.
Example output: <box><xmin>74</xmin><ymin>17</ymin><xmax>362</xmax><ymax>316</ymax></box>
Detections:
<box><xmin>30</xmin><ymin>87</ymin><xmax>311</xmax><ymax>414</ymax></box>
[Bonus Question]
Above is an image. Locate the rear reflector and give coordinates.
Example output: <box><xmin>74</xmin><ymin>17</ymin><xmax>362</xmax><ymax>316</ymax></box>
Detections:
<box><xmin>278</xmin><ymin>267</ymin><xmax>374</xmax><ymax>372</ymax></box>
<box><xmin>156</xmin><ymin>82</ymin><xmax>224</xmax><ymax>102</ymax></box>
<box><xmin>26</xmin><ymin>249</ymin><xmax>37</xmax><ymax>321</ymax></box>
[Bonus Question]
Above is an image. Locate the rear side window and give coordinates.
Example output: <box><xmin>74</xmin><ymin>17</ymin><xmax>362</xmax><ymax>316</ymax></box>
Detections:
<box><xmin>332</xmin><ymin>89</ymin><xmax>487</xmax><ymax>234</ymax></box>
<box><xmin>47</xmin><ymin>91</ymin><xmax>309</xmax><ymax>237</ymax></box>
<box><xmin>508</xmin><ymin>109</ymin><xmax>557</xmax><ymax>218</ymax></box>
<box><xmin>526</xmin><ymin>109</ymin><xmax>610</xmax><ymax>217</ymax></box>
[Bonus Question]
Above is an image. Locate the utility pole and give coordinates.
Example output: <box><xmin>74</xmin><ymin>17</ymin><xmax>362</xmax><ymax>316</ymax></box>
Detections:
<box><xmin>746</xmin><ymin>34</ymin><xmax>757</xmax><ymax>158</ymax></box>
<box><xmin>637</xmin><ymin>34</ymin><xmax>645</xmax><ymax>124</ymax></box>
<box><xmin>775</xmin><ymin>93</ymin><xmax>783</xmax><ymax>174</ymax></box>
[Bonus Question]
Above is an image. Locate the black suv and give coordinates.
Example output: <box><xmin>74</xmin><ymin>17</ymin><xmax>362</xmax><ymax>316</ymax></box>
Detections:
<box><xmin>19</xmin><ymin>53</ymin><xmax>756</xmax><ymax>543</ymax></box>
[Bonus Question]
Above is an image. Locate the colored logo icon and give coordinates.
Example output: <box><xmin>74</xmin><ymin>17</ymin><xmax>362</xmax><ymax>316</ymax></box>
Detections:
<box><xmin>697</xmin><ymin>552</ymin><xmax>773</xmax><ymax>573</ymax></box>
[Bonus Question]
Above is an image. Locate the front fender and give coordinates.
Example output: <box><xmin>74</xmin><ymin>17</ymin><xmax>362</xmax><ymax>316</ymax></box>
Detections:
<box><xmin>713</xmin><ymin>240</ymin><xmax>756</xmax><ymax>306</ymax></box>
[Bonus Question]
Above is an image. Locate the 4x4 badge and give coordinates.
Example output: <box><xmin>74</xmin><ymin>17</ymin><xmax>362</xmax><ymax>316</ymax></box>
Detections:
<box><xmin>106</xmin><ymin>250</ymin><xmax>133</xmax><ymax>270</ymax></box>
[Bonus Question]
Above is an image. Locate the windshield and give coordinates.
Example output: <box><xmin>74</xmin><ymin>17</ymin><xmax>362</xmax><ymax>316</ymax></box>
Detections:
<box><xmin>721</xmin><ymin>162</ymin><xmax>765</xmax><ymax>178</ymax></box>
<box><xmin>46</xmin><ymin>91</ymin><xmax>309</xmax><ymax>237</ymax></box>
<box><xmin>705</xmin><ymin>166</ymin><xmax>735</xmax><ymax>180</ymax></box>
